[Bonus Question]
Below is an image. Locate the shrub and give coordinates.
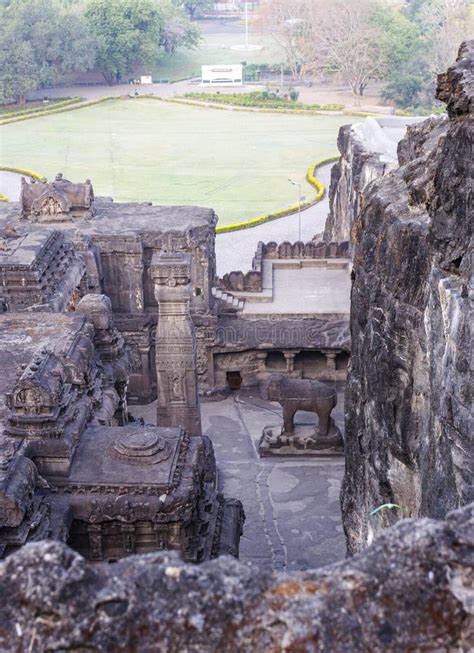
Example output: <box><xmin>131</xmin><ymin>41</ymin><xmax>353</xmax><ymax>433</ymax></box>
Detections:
<box><xmin>215</xmin><ymin>157</ymin><xmax>339</xmax><ymax>234</ymax></box>
<box><xmin>180</xmin><ymin>92</ymin><xmax>346</xmax><ymax>114</ymax></box>
<box><xmin>0</xmin><ymin>96</ymin><xmax>119</xmax><ymax>125</ymax></box>
<box><xmin>0</xmin><ymin>97</ymin><xmax>81</xmax><ymax>120</ymax></box>
<box><xmin>0</xmin><ymin>166</ymin><xmax>46</xmax><ymax>182</ymax></box>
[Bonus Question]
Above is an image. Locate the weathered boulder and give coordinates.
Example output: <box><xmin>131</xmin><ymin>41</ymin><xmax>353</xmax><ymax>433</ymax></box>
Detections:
<box><xmin>342</xmin><ymin>41</ymin><xmax>473</xmax><ymax>553</ymax></box>
<box><xmin>0</xmin><ymin>502</ymin><xmax>472</xmax><ymax>652</ymax></box>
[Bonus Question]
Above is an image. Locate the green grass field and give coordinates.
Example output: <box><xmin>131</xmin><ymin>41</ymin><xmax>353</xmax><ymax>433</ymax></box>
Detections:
<box><xmin>0</xmin><ymin>99</ymin><xmax>354</xmax><ymax>225</ymax></box>
<box><xmin>152</xmin><ymin>31</ymin><xmax>282</xmax><ymax>81</ymax></box>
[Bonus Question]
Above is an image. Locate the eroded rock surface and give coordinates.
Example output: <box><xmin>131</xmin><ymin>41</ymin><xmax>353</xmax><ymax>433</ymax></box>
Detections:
<box><xmin>0</xmin><ymin>502</ymin><xmax>472</xmax><ymax>652</ymax></box>
<box><xmin>323</xmin><ymin>116</ymin><xmax>423</xmax><ymax>244</ymax></box>
<box><xmin>342</xmin><ymin>41</ymin><xmax>473</xmax><ymax>552</ymax></box>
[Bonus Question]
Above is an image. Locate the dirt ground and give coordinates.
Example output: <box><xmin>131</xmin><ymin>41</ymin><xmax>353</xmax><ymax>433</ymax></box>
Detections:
<box><xmin>297</xmin><ymin>83</ymin><xmax>392</xmax><ymax>113</ymax></box>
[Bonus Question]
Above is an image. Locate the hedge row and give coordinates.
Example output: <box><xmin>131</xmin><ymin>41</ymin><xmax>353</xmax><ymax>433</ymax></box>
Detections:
<box><xmin>0</xmin><ymin>97</ymin><xmax>82</xmax><ymax>120</ymax></box>
<box><xmin>0</xmin><ymin>96</ymin><xmax>119</xmax><ymax>126</ymax></box>
<box><xmin>182</xmin><ymin>92</ymin><xmax>344</xmax><ymax>112</ymax></box>
<box><xmin>342</xmin><ymin>109</ymin><xmax>381</xmax><ymax>118</ymax></box>
<box><xmin>136</xmin><ymin>94</ymin><xmax>349</xmax><ymax>117</ymax></box>
<box><xmin>0</xmin><ymin>166</ymin><xmax>46</xmax><ymax>182</ymax></box>
<box><xmin>215</xmin><ymin>156</ymin><xmax>339</xmax><ymax>234</ymax></box>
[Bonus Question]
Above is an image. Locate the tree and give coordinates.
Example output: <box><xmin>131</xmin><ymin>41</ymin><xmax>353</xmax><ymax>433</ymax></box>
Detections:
<box><xmin>417</xmin><ymin>0</ymin><xmax>473</xmax><ymax>75</ymax></box>
<box><xmin>157</xmin><ymin>0</ymin><xmax>200</xmax><ymax>55</ymax></box>
<box><xmin>400</xmin><ymin>0</ymin><xmax>473</xmax><ymax>105</ymax></box>
<box><xmin>374</xmin><ymin>4</ymin><xmax>429</xmax><ymax>107</ymax></box>
<box><xmin>173</xmin><ymin>0</ymin><xmax>213</xmax><ymax>21</ymax></box>
<box><xmin>85</xmin><ymin>0</ymin><xmax>163</xmax><ymax>84</ymax></box>
<box><xmin>257</xmin><ymin>0</ymin><xmax>314</xmax><ymax>80</ymax></box>
<box><xmin>0</xmin><ymin>0</ymin><xmax>96</xmax><ymax>104</ymax></box>
<box><xmin>307</xmin><ymin>0</ymin><xmax>384</xmax><ymax>103</ymax></box>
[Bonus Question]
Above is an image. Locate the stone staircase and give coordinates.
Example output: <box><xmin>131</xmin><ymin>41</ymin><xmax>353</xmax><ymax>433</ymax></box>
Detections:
<box><xmin>211</xmin><ymin>287</ymin><xmax>245</xmax><ymax>311</ymax></box>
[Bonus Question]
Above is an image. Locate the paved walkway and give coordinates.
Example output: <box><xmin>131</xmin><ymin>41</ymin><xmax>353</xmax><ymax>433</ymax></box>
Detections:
<box><xmin>132</xmin><ymin>390</ymin><xmax>346</xmax><ymax>572</ymax></box>
<box><xmin>0</xmin><ymin>171</ymin><xmax>22</xmax><ymax>201</ymax></box>
<box><xmin>28</xmin><ymin>80</ymin><xmax>258</xmax><ymax>101</ymax></box>
<box><xmin>215</xmin><ymin>162</ymin><xmax>334</xmax><ymax>276</ymax></box>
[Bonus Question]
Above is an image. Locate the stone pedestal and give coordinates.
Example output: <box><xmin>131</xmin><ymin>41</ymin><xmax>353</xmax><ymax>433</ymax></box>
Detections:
<box><xmin>258</xmin><ymin>420</ymin><xmax>344</xmax><ymax>457</ymax></box>
<box><xmin>152</xmin><ymin>252</ymin><xmax>202</xmax><ymax>436</ymax></box>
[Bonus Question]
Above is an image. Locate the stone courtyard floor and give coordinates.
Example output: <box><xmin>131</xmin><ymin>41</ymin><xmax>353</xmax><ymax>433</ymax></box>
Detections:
<box><xmin>132</xmin><ymin>387</ymin><xmax>346</xmax><ymax>572</ymax></box>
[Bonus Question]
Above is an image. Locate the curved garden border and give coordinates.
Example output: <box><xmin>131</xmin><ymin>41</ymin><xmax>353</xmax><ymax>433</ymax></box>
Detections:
<box><xmin>0</xmin><ymin>165</ymin><xmax>46</xmax><ymax>182</ymax></box>
<box><xmin>0</xmin><ymin>96</ymin><xmax>119</xmax><ymax>126</ymax></box>
<box><xmin>0</xmin><ymin>97</ymin><xmax>82</xmax><ymax>121</ymax></box>
<box><xmin>215</xmin><ymin>156</ymin><xmax>339</xmax><ymax>234</ymax></box>
<box><xmin>0</xmin><ymin>95</ymin><xmax>341</xmax><ymax>228</ymax></box>
<box><xmin>0</xmin><ymin>166</ymin><xmax>47</xmax><ymax>202</ymax></box>
<box><xmin>135</xmin><ymin>94</ymin><xmax>378</xmax><ymax>119</ymax></box>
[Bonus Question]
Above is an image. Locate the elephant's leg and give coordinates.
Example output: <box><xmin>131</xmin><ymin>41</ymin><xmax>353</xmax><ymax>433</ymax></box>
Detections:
<box><xmin>283</xmin><ymin>405</ymin><xmax>296</xmax><ymax>434</ymax></box>
<box><xmin>317</xmin><ymin>408</ymin><xmax>330</xmax><ymax>436</ymax></box>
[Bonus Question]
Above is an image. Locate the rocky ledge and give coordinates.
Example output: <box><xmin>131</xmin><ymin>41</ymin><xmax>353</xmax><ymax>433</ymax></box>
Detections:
<box><xmin>342</xmin><ymin>41</ymin><xmax>473</xmax><ymax>552</ymax></box>
<box><xmin>0</xmin><ymin>502</ymin><xmax>472</xmax><ymax>652</ymax></box>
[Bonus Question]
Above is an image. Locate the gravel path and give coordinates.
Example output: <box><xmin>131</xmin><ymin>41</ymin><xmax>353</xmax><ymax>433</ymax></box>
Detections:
<box><xmin>215</xmin><ymin>162</ymin><xmax>334</xmax><ymax>276</ymax></box>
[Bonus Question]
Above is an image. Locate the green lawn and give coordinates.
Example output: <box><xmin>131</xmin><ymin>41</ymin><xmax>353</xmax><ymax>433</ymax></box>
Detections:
<box><xmin>152</xmin><ymin>31</ymin><xmax>283</xmax><ymax>81</ymax></box>
<box><xmin>0</xmin><ymin>99</ymin><xmax>354</xmax><ymax>225</ymax></box>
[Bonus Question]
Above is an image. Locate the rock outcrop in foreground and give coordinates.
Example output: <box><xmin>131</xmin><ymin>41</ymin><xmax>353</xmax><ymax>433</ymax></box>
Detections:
<box><xmin>342</xmin><ymin>41</ymin><xmax>473</xmax><ymax>552</ymax></box>
<box><xmin>0</xmin><ymin>503</ymin><xmax>472</xmax><ymax>652</ymax></box>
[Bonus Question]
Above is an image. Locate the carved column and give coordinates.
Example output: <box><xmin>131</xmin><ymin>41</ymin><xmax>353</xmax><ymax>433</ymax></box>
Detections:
<box><xmin>121</xmin><ymin>524</ymin><xmax>135</xmax><ymax>555</ymax></box>
<box><xmin>151</xmin><ymin>252</ymin><xmax>202</xmax><ymax>436</ymax></box>
<box><xmin>256</xmin><ymin>351</ymin><xmax>268</xmax><ymax>374</ymax></box>
<box><xmin>283</xmin><ymin>351</ymin><xmax>296</xmax><ymax>374</ymax></box>
<box><xmin>87</xmin><ymin>524</ymin><xmax>103</xmax><ymax>561</ymax></box>
<box><xmin>322</xmin><ymin>350</ymin><xmax>338</xmax><ymax>374</ymax></box>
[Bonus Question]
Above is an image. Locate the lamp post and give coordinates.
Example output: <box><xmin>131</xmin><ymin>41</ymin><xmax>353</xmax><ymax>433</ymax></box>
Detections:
<box><xmin>288</xmin><ymin>178</ymin><xmax>303</xmax><ymax>242</ymax></box>
<box><xmin>245</xmin><ymin>2</ymin><xmax>249</xmax><ymax>49</ymax></box>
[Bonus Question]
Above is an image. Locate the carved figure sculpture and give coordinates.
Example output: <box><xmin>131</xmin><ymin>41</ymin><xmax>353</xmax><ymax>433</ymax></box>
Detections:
<box><xmin>261</xmin><ymin>373</ymin><xmax>337</xmax><ymax>436</ymax></box>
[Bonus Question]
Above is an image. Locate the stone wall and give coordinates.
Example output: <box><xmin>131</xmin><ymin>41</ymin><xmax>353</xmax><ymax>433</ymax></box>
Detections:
<box><xmin>0</xmin><ymin>502</ymin><xmax>472</xmax><ymax>652</ymax></box>
<box><xmin>219</xmin><ymin>240</ymin><xmax>350</xmax><ymax>292</ymax></box>
<box><xmin>342</xmin><ymin>41</ymin><xmax>473</xmax><ymax>553</ymax></box>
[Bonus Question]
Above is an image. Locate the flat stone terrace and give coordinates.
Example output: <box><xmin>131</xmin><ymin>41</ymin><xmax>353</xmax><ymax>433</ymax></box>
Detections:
<box><xmin>132</xmin><ymin>387</ymin><xmax>346</xmax><ymax>572</ymax></box>
<box><xmin>235</xmin><ymin>258</ymin><xmax>351</xmax><ymax>317</ymax></box>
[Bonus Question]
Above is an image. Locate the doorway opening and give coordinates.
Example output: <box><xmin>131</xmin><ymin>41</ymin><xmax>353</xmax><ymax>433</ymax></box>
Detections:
<box><xmin>226</xmin><ymin>371</ymin><xmax>242</xmax><ymax>391</ymax></box>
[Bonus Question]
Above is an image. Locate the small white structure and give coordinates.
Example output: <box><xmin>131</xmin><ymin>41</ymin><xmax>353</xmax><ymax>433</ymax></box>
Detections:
<box><xmin>201</xmin><ymin>65</ymin><xmax>243</xmax><ymax>86</ymax></box>
<box><xmin>140</xmin><ymin>75</ymin><xmax>153</xmax><ymax>85</ymax></box>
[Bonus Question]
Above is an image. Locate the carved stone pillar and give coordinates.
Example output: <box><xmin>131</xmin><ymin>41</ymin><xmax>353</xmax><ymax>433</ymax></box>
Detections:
<box><xmin>121</xmin><ymin>524</ymin><xmax>135</xmax><ymax>555</ymax></box>
<box><xmin>87</xmin><ymin>524</ymin><xmax>103</xmax><ymax>561</ymax></box>
<box><xmin>283</xmin><ymin>351</ymin><xmax>296</xmax><ymax>374</ymax></box>
<box><xmin>322</xmin><ymin>350</ymin><xmax>338</xmax><ymax>374</ymax></box>
<box><xmin>256</xmin><ymin>351</ymin><xmax>268</xmax><ymax>374</ymax></box>
<box><xmin>151</xmin><ymin>252</ymin><xmax>202</xmax><ymax>436</ymax></box>
<box><xmin>138</xmin><ymin>344</ymin><xmax>151</xmax><ymax>395</ymax></box>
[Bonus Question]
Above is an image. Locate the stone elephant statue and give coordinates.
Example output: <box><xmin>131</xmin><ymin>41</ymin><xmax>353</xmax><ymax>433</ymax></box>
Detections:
<box><xmin>261</xmin><ymin>373</ymin><xmax>337</xmax><ymax>436</ymax></box>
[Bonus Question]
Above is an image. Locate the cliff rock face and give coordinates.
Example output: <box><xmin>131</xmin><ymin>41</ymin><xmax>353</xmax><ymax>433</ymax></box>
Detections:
<box><xmin>323</xmin><ymin>123</ymin><xmax>386</xmax><ymax>243</ymax></box>
<box><xmin>0</xmin><ymin>503</ymin><xmax>472</xmax><ymax>652</ymax></box>
<box><xmin>322</xmin><ymin>115</ymin><xmax>419</xmax><ymax>243</ymax></box>
<box><xmin>342</xmin><ymin>41</ymin><xmax>473</xmax><ymax>553</ymax></box>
